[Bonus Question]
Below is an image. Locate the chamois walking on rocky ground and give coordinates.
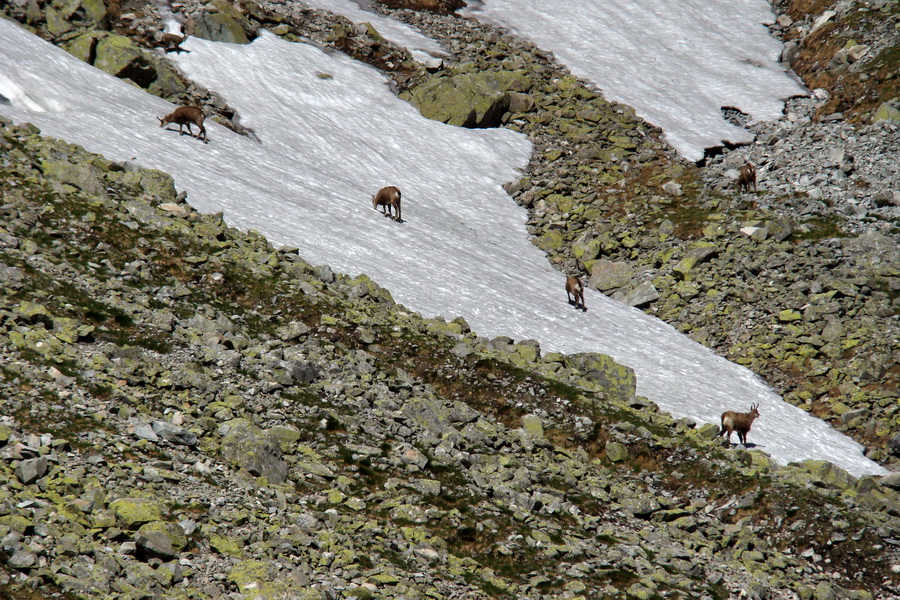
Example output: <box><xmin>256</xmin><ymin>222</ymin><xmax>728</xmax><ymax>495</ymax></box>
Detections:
<box><xmin>719</xmin><ymin>403</ymin><xmax>760</xmax><ymax>446</ymax></box>
<box><xmin>158</xmin><ymin>106</ymin><xmax>207</xmax><ymax>143</ymax></box>
<box><xmin>737</xmin><ymin>162</ymin><xmax>757</xmax><ymax>193</ymax></box>
<box><xmin>372</xmin><ymin>186</ymin><xmax>402</xmax><ymax>222</ymax></box>
<box><xmin>565</xmin><ymin>276</ymin><xmax>586</xmax><ymax>312</ymax></box>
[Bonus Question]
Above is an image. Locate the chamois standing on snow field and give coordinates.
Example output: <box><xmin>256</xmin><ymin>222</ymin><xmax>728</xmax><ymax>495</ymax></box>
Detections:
<box><xmin>719</xmin><ymin>403</ymin><xmax>760</xmax><ymax>446</ymax></box>
<box><xmin>158</xmin><ymin>33</ymin><xmax>189</xmax><ymax>53</ymax></box>
<box><xmin>565</xmin><ymin>276</ymin><xmax>586</xmax><ymax>312</ymax></box>
<box><xmin>158</xmin><ymin>106</ymin><xmax>207</xmax><ymax>143</ymax></box>
<box><xmin>372</xmin><ymin>186</ymin><xmax>402</xmax><ymax>222</ymax></box>
<box><xmin>737</xmin><ymin>162</ymin><xmax>757</xmax><ymax>193</ymax></box>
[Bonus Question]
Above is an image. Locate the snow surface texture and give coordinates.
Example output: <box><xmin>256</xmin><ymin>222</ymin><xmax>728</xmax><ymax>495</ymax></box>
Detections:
<box><xmin>461</xmin><ymin>0</ymin><xmax>809</xmax><ymax>162</ymax></box>
<box><xmin>0</xmin><ymin>18</ymin><xmax>886</xmax><ymax>477</ymax></box>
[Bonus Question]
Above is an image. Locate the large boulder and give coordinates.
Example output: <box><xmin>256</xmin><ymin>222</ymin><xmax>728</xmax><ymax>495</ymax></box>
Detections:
<box><xmin>62</xmin><ymin>32</ymin><xmax>187</xmax><ymax>99</ymax></box>
<box><xmin>219</xmin><ymin>419</ymin><xmax>289</xmax><ymax>484</ymax></box>
<box><xmin>563</xmin><ymin>352</ymin><xmax>637</xmax><ymax>402</ymax></box>
<box><xmin>93</xmin><ymin>34</ymin><xmax>157</xmax><ymax>88</ymax></box>
<box><xmin>588</xmin><ymin>259</ymin><xmax>635</xmax><ymax>292</ymax></box>
<box><xmin>401</xmin><ymin>70</ymin><xmax>532</xmax><ymax>128</ymax></box>
<box><xmin>61</xmin><ymin>30</ymin><xmax>104</xmax><ymax>63</ymax></box>
<box><xmin>184</xmin><ymin>0</ymin><xmax>256</xmax><ymax>44</ymax></box>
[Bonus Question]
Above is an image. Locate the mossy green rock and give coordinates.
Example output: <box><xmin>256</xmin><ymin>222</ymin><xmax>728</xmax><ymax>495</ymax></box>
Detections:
<box><xmin>78</xmin><ymin>0</ymin><xmax>107</xmax><ymax>23</ymax></box>
<box><xmin>537</xmin><ymin>230</ymin><xmax>566</xmax><ymax>252</ymax></box>
<box><xmin>563</xmin><ymin>352</ymin><xmax>636</xmax><ymax>401</ymax></box>
<box><xmin>108</xmin><ymin>498</ymin><xmax>165</xmax><ymax>528</ymax></box>
<box><xmin>93</xmin><ymin>34</ymin><xmax>143</xmax><ymax>78</ymax></box>
<box><xmin>872</xmin><ymin>102</ymin><xmax>900</xmax><ymax>123</ymax></box>
<box><xmin>61</xmin><ymin>31</ymin><xmax>103</xmax><ymax>64</ymax></box>
<box><xmin>220</xmin><ymin>419</ymin><xmax>289</xmax><ymax>484</ymax></box>
<box><xmin>521</xmin><ymin>414</ymin><xmax>544</xmax><ymax>438</ymax></box>
<box><xmin>41</xmin><ymin>159</ymin><xmax>107</xmax><ymax>196</ymax></box>
<box><xmin>210</xmin><ymin>534</ymin><xmax>244</xmax><ymax>557</ymax></box>
<box><xmin>185</xmin><ymin>0</ymin><xmax>254</xmax><ymax>44</ymax></box>
<box><xmin>605</xmin><ymin>441</ymin><xmax>629</xmax><ymax>462</ymax></box>
<box><xmin>147</xmin><ymin>66</ymin><xmax>188</xmax><ymax>99</ymax></box>
<box><xmin>228</xmin><ymin>559</ymin><xmax>294</xmax><ymax>597</ymax></box>
<box><xmin>44</xmin><ymin>6</ymin><xmax>72</xmax><ymax>37</ymax></box>
<box><xmin>138</xmin><ymin>169</ymin><xmax>178</xmax><ymax>203</ymax></box>
<box><xmin>402</xmin><ymin>70</ymin><xmax>531</xmax><ymax>128</ymax></box>
<box><xmin>138</xmin><ymin>520</ymin><xmax>188</xmax><ymax>551</ymax></box>
<box><xmin>784</xmin><ymin>460</ymin><xmax>857</xmax><ymax>491</ymax></box>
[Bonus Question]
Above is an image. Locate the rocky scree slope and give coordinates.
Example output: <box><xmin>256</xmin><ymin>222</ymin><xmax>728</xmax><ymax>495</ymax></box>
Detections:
<box><xmin>1</xmin><ymin>120</ymin><xmax>900</xmax><ymax>599</ymax></box>
<box><xmin>5</xmin><ymin>0</ymin><xmax>897</xmax><ymax>467</ymax></box>
<box><xmin>371</xmin><ymin>1</ymin><xmax>900</xmax><ymax>467</ymax></box>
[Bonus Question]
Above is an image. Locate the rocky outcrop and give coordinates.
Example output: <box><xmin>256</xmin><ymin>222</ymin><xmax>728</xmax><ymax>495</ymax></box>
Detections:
<box><xmin>401</xmin><ymin>70</ymin><xmax>532</xmax><ymax>128</ymax></box>
<box><xmin>184</xmin><ymin>0</ymin><xmax>257</xmax><ymax>44</ymax></box>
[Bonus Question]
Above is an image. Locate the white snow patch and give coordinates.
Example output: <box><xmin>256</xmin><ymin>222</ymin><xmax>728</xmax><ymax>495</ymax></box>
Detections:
<box><xmin>461</xmin><ymin>0</ymin><xmax>808</xmax><ymax>161</ymax></box>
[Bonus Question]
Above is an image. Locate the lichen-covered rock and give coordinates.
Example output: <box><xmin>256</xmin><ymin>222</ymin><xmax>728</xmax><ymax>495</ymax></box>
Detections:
<box><xmin>605</xmin><ymin>441</ymin><xmax>628</xmax><ymax>462</ymax></box>
<box><xmin>93</xmin><ymin>34</ymin><xmax>147</xmax><ymax>79</ymax></box>
<box><xmin>563</xmin><ymin>352</ymin><xmax>637</xmax><ymax>401</ymax></box>
<box><xmin>401</xmin><ymin>70</ymin><xmax>531</xmax><ymax>128</ymax></box>
<box><xmin>872</xmin><ymin>102</ymin><xmax>900</xmax><ymax>123</ymax></box>
<box><xmin>61</xmin><ymin>30</ymin><xmax>103</xmax><ymax>62</ymax></box>
<box><xmin>219</xmin><ymin>419</ymin><xmax>289</xmax><ymax>484</ymax></box>
<box><xmin>41</xmin><ymin>159</ymin><xmax>107</xmax><ymax>197</ymax></box>
<box><xmin>109</xmin><ymin>498</ymin><xmax>165</xmax><ymax>529</ymax></box>
<box><xmin>184</xmin><ymin>0</ymin><xmax>256</xmax><ymax>44</ymax></box>
<box><xmin>588</xmin><ymin>259</ymin><xmax>635</xmax><ymax>292</ymax></box>
<box><xmin>782</xmin><ymin>459</ymin><xmax>857</xmax><ymax>491</ymax></box>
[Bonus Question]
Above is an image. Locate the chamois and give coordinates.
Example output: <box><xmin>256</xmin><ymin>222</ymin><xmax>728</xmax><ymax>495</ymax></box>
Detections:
<box><xmin>736</xmin><ymin>162</ymin><xmax>757</xmax><ymax>193</ymax></box>
<box><xmin>372</xmin><ymin>186</ymin><xmax>402</xmax><ymax>222</ymax></box>
<box><xmin>565</xmin><ymin>276</ymin><xmax>586</xmax><ymax>312</ymax></box>
<box><xmin>159</xmin><ymin>33</ymin><xmax>189</xmax><ymax>53</ymax></box>
<box><xmin>719</xmin><ymin>403</ymin><xmax>760</xmax><ymax>446</ymax></box>
<box><xmin>158</xmin><ymin>106</ymin><xmax>207</xmax><ymax>143</ymax></box>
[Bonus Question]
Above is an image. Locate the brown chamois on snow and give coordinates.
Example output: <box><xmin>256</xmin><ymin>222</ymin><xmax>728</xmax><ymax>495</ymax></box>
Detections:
<box><xmin>159</xmin><ymin>33</ymin><xmax>189</xmax><ymax>53</ymax></box>
<box><xmin>372</xmin><ymin>186</ymin><xmax>402</xmax><ymax>222</ymax></box>
<box><xmin>718</xmin><ymin>403</ymin><xmax>760</xmax><ymax>446</ymax></box>
<box><xmin>736</xmin><ymin>162</ymin><xmax>757</xmax><ymax>193</ymax></box>
<box><xmin>565</xmin><ymin>276</ymin><xmax>586</xmax><ymax>312</ymax></box>
<box><xmin>158</xmin><ymin>106</ymin><xmax>207</xmax><ymax>143</ymax></box>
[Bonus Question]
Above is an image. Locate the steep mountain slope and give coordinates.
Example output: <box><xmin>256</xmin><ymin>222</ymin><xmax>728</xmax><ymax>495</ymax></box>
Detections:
<box><xmin>1</xmin><ymin>115</ymin><xmax>899</xmax><ymax>600</ymax></box>
<box><xmin>0</xmin><ymin>0</ymin><xmax>899</xmax><ymax>598</ymax></box>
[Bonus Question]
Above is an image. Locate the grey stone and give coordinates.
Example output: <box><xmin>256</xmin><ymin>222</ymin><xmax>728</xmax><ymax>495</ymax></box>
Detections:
<box><xmin>151</xmin><ymin>420</ymin><xmax>197</xmax><ymax>446</ymax></box>
<box><xmin>220</xmin><ymin>419</ymin><xmax>288</xmax><ymax>484</ymax></box>
<box><xmin>617</xmin><ymin>281</ymin><xmax>659</xmax><ymax>307</ymax></box>
<box><xmin>7</xmin><ymin>547</ymin><xmax>37</xmax><ymax>569</ymax></box>
<box><xmin>588</xmin><ymin>259</ymin><xmax>634</xmax><ymax>292</ymax></box>
<box><xmin>888</xmin><ymin>433</ymin><xmax>900</xmax><ymax>457</ymax></box>
<box><xmin>15</xmin><ymin>456</ymin><xmax>48</xmax><ymax>484</ymax></box>
<box><xmin>184</xmin><ymin>0</ymin><xmax>255</xmax><ymax>44</ymax></box>
<box><xmin>135</xmin><ymin>530</ymin><xmax>177</xmax><ymax>559</ymax></box>
<box><xmin>133</xmin><ymin>422</ymin><xmax>159</xmax><ymax>442</ymax></box>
